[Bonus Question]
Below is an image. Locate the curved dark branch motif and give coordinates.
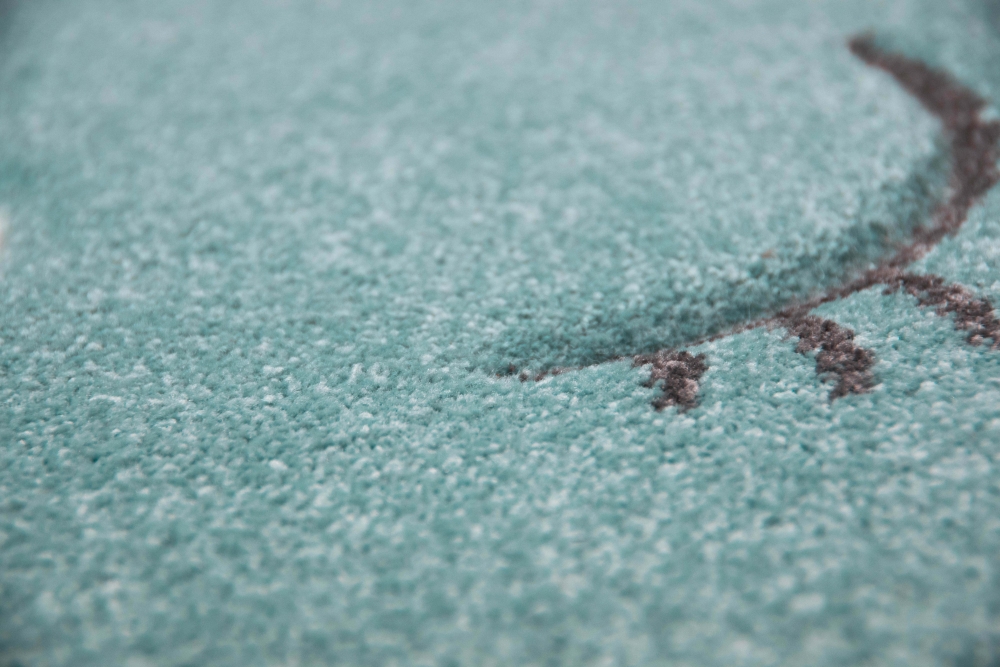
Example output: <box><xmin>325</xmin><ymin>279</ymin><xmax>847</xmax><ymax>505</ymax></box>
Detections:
<box><xmin>721</xmin><ymin>35</ymin><xmax>1000</xmax><ymax>405</ymax></box>
<box><xmin>849</xmin><ymin>35</ymin><xmax>1000</xmax><ymax>255</ymax></box>
<box><xmin>515</xmin><ymin>35</ymin><xmax>1000</xmax><ymax>411</ymax></box>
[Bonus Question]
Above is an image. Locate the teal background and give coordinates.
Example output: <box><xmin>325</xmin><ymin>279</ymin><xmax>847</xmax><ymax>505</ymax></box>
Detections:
<box><xmin>0</xmin><ymin>0</ymin><xmax>999</xmax><ymax>665</ymax></box>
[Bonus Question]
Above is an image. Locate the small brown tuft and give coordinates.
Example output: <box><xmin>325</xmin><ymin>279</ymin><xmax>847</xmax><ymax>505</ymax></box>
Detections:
<box><xmin>778</xmin><ymin>316</ymin><xmax>876</xmax><ymax>399</ymax></box>
<box><xmin>633</xmin><ymin>350</ymin><xmax>708</xmax><ymax>411</ymax></box>
<box><xmin>885</xmin><ymin>273</ymin><xmax>1000</xmax><ymax>348</ymax></box>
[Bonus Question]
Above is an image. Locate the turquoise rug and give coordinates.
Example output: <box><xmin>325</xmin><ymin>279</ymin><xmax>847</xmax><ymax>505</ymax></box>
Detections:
<box><xmin>2</xmin><ymin>0</ymin><xmax>1000</xmax><ymax>665</ymax></box>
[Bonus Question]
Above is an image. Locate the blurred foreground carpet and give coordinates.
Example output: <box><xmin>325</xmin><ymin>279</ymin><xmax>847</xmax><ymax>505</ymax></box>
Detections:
<box><xmin>1</xmin><ymin>0</ymin><xmax>1000</xmax><ymax>665</ymax></box>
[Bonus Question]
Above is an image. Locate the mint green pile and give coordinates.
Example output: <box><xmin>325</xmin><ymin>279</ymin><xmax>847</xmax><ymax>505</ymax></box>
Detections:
<box><xmin>1</xmin><ymin>0</ymin><xmax>999</xmax><ymax>665</ymax></box>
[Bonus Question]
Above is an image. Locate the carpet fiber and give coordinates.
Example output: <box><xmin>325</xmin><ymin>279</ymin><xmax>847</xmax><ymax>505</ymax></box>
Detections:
<box><xmin>1</xmin><ymin>0</ymin><xmax>1000</xmax><ymax>665</ymax></box>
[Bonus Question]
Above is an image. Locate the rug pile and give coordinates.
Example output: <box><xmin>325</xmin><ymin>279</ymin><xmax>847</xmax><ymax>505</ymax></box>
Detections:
<box><xmin>1</xmin><ymin>0</ymin><xmax>999</xmax><ymax>665</ymax></box>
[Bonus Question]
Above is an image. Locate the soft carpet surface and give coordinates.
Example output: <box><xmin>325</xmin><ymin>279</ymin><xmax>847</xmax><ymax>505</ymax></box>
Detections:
<box><xmin>1</xmin><ymin>0</ymin><xmax>1000</xmax><ymax>665</ymax></box>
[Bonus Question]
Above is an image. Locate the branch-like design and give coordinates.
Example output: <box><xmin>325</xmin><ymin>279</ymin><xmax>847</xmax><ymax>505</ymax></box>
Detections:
<box><xmin>514</xmin><ymin>35</ymin><xmax>1000</xmax><ymax>411</ymax></box>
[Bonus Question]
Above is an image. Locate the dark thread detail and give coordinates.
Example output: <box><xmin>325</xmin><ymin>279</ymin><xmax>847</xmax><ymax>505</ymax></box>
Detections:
<box><xmin>632</xmin><ymin>350</ymin><xmax>708</xmax><ymax>411</ymax></box>
<box><xmin>777</xmin><ymin>315</ymin><xmax>876</xmax><ymax>399</ymax></box>
<box><xmin>504</xmin><ymin>36</ymin><xmax>1000</xmax><ymax>410</ymax></box>
<box><xmin>514</xmin><ymin>352</ymin><xmax>708</xmax><ymax>412</ymax></box>
<box><xmin>884</xmin><ymin>272</ymin><xmax>1000</xmax><ymax>348</ymax></box>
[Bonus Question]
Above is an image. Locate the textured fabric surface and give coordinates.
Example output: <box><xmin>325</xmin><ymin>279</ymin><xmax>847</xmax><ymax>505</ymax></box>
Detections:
<box><xmin>1</xmin><ymin>0</ymin><xmax>999</xmax><ymax>665</ymax></box>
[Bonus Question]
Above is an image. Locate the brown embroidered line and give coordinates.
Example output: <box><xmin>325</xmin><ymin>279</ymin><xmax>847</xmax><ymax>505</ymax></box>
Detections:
<box><xmin>513</xmin><ymin>34</ymin><xmax>1000</xmax><ymax>410</ymax></box>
